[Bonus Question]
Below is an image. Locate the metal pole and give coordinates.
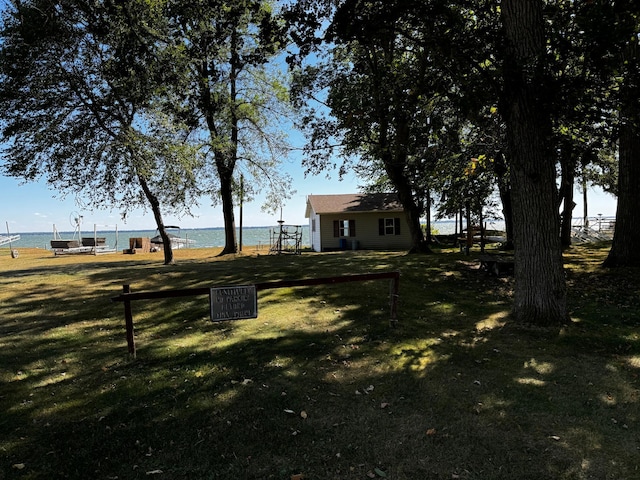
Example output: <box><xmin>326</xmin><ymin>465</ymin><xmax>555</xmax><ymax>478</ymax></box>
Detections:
<box><xmin>6</xmin><ymin>221</ymin><xmax>18</xmax><ymax>258</ymax></box>
<box><xmin>6</xmin><ymin>221</ymin><xmax>12</xmax><ymax>250</ymax></box>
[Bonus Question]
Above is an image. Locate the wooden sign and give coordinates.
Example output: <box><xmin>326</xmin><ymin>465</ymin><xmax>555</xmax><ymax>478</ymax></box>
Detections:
<box><xmin>210</xmin><ymin>285</ymin><xmax>257</xmax><ymax>321</ymax></box>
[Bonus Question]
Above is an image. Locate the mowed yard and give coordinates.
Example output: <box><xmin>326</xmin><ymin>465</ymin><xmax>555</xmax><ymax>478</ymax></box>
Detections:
<box><xmin>0</xmin><ymin>244</ymin><xmax>638</xmax><ymax>480</ymax></box>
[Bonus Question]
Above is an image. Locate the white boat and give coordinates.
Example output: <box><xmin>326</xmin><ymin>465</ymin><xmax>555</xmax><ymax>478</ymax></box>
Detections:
<box><xmin>50</xmin><ymin>213</ymin><xmax>118</xmax><ymax>255</ymax></box>
<box><xmin>150</xmin><ymin>226</ymin><xmax>195</xmax><ymax>249</ymax></box>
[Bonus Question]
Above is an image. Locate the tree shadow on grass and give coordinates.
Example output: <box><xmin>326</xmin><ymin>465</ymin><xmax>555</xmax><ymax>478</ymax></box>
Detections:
<box><xmin>1</xmin><ymin>250</ymin><xmax>638</xmax><ymax>479</ymax></box>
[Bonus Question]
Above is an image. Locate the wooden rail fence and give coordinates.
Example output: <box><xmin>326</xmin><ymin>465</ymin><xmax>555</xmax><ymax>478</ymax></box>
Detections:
<box><xmin>112</xmin><ymin>271</ymin><xmax>400</xmax><ymax>357</ymax></box>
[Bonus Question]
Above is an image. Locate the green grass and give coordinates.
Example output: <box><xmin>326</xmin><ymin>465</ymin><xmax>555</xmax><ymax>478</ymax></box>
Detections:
<box><xmin>1</xmin><ymin>244</ymin><xmax>639</xmax><ymax>479</ymax></box>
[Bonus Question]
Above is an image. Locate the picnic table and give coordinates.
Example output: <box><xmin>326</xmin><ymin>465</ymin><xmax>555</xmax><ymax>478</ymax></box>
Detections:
<box><xmin>478</xmin><ymin>255</ymin><xmax>514</xmax><ymax>276</ymax></box>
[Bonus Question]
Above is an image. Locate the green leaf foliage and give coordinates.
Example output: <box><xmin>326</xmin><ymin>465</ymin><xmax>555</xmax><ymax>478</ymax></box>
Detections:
<box><xmin>0</xmin><ymin>0</ymin><xmax>207</xmax><ymax>218</ymax></box>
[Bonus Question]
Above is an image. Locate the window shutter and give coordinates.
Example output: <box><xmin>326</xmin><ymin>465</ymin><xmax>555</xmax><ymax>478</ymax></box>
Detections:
<box><xmin>349</xmin><ymin>219</ymin><xmax>356</xmax><ymax>237</ymax></box>
<box><xmin>394</xmin><ymin>217</ymin><xmax>401</xmax><ymax>235</ymax></box>
<box><xmin>333</xmin><ymin>220</ymin><xmax>339</xmax><ymax>237</ymax></box>
<box><xmin>378</xmin><ymin>218</ymin><xmax>385</xmax><ymax>235</ymax></box>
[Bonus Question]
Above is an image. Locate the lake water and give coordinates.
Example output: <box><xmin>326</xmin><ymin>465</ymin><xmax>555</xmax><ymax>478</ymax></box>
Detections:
<box><xmin>4</xmin><ymin>226</ymin><xmax>303</xmax><ymax>250</ymax></box>
<box><xmin>3</xmin><ymin>220</ymin><xmax>505</xmax><ymax>250</ymax></box>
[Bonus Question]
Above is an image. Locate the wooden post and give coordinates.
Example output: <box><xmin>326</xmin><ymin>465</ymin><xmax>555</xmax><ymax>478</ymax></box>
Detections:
<box><xmin>389</xmin><ymin>273</ymin><xmax>399</xmax><ymax>327</ymax></box>
<box><xmin>123</xmin><ymin>284</ymin><xmax>136</xmax><ymax>358</ymax></box>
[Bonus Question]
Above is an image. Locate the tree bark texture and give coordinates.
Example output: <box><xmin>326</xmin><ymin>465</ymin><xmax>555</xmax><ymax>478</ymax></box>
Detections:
<box><xmin>494</xmin><ymin>151</ymin><xmax>514</xmax><ymax>250</ymax></box>
<box><xmin>217</xmin><ymin>160</ymin><xmax>238</xmax><ymax>256</ymax></box>
<box><xmin>216</xmin><ymin>25</ymin><xmax>240</xmax><ymax>256</ymax></box>
<box><xmin>558</xmin><ymin>145</ymin><xmax>576</xmax><ymax>248</ymax></box>
<box><xmin>501</xmin><ymin>0</ymin><xmax>568</xmax><ymax>325</ymax></box>
<box><xmin>603</xmin><ymin>37</ymin><xmax>640</xmax><ymax>267</ymax></box>
<box><xmin>385</xmin><ymin>158</ymin><xmax>432</xmax><ymax>254</ymax></box>
<box><xmin>138</xmin><ymin>174</ymin><xmax>174</xmax><ymax>265</ymax></box>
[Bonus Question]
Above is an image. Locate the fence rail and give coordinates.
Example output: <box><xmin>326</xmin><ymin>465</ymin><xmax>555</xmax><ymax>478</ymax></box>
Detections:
<box><xmin>112</xmin><ymin>271</ymin><xmax>400</xmax><ymax>358</ymax></box>
<box><xmin>571</xmin><ymin>215</ymin><xmax>616</xmax><ymax>231</ymax></box>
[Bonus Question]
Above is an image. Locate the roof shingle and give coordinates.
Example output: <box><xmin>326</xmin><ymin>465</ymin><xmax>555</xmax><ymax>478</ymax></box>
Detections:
<box><xmin>306</xmin><ymin>193</ymin><xmax>403</xmax><ymax>217</ymax></box>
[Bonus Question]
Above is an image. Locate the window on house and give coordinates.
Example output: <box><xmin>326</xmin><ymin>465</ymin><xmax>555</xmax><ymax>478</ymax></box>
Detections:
<box><xmin>378</xmin><ymin>218</ymin><xmax>401</xmax><ymax>236</ymax></box>
<box><xmin>312</xmin><ymin>218</ymin><xmax>316</xmax><ymax>232</ymax></box>
<box><xmin>333</xmin><ymin>219</ymin><xmax>356</xmax><ymax>237</ymax></box>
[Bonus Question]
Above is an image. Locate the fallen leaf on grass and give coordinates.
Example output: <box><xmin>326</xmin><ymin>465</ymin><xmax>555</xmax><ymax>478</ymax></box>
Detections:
<box><xmin>146</xmin><ymin>469</ymin><xmax>163</xmax><ymax>475</ymax></box>
<box><xmin>357</xmin><ymin>385</ymin><xmax>375</xmax><ymax>395</ymax></box>
<box><xmin>12</xmin><ymin>463</ymin><xmax>25</xmax><ymax>470</ymax></box>
<box><xmin>365</xmin><ymin>468</ymin><xmax>388</xmax><ymax>478</ymax></box>
<box><xmin>426</xmin><ymin>428</ymin><xmax>437</xmax><ymax>436</ymax></box>
<box><xmin>300</xmin><ymin>410</ymin><xmax>308</xmax><ymax>419</ymax></box>
<box><xmin>290</xmin><ymin>474</ymin><xmax>304</xmax><ymax>480</ymax></box>
<box><xmin>380</xmin><ymin>402</ymin><xmax>390</xmax><ymax>409</ymax></box>
<box><xmin>284</xmin><ymin>409</ymin><xmax>295</xmax><ymax>414</ymax></box>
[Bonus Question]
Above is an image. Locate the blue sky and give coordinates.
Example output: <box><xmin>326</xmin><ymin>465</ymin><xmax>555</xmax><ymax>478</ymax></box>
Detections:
<box><xmin>0</xmin><ymin>0</ymin><xmax>619</xmax><ymax>234</ymax></box>
<box><xmin>0</xmin><ymin>164</ymin><xmax>618</xmax><ymax>234</ymax></box>
<box><xmin>0</xmin><ymin>158</ymin><xmax>363</xmax><ymax>233</ymax></box>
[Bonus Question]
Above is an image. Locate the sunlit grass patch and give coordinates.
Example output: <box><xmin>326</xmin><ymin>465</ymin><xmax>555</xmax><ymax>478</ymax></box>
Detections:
<box><xmin>475</xmin><ymin>310</ymin><xmax>509</xmax><ymax>331</ymax></box>
<box><xmin>1</xmin><ymin>245</ymin><xmax>639</xmax><ymax>479</ymax></box>
<box><xmin>626</xmin><ymin>355</ymin><xmax>640</xmax><ymax>369</ymax></box>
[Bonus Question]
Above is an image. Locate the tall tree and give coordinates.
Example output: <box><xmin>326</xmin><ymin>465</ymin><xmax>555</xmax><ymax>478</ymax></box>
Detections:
<box><xmin>542</xmin><ymin>0</ymin><xmax>618</xmax><ymax>248</ymax></box>
<box><xmin>604</xmin><ymin>36</ymin><xmax>640</xmax><ymax>267</ymax></box>
<box><xmin>292</xmin><ymin>1</ymin><xmax>474</xmax><ymax>253</ymax></box>
<box><xmin>499</xmin><ymin>0</ymin><xmax>568</xmax><ymax>324</ymax></box>
<box><xmin>165</xmin><ymin>0</ymin><xmax>292</xmax><ymax>255</ymax></box>
<box><xmin>598</xmin><ymin>2</ymin><xmax>640</xmax><ymax>267</ymax></box>
<box><xmin>0</xmin><ymin>0</ymin><xmax>204</xmax><ymax>265</ymax></box>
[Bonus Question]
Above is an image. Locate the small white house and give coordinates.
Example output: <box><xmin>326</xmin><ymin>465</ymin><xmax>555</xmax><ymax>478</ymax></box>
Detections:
<box><xmin>305</xmin><ymin>193</ymin><xmax>413</xmax><ymax>252</ymax></box>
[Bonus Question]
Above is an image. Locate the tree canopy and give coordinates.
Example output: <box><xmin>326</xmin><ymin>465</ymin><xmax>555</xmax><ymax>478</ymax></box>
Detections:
<box><xmin>159</xmin><ymin>0</ymin><xmax>294</xmax><ymax>255</ymax></box>
<box><xmin>0</xmin><ymin>0</ymin><xmax>295</xmax><ymax>259</ymax></box>
<box><xmin>287</xmin><ymin>0</ymin><xmax>638</xmax><ymax>325</ymax></box>
<box><xmin>2</xmin><ymin>0</ymin><xmax>639</xmax><ymax>323</ymax></box>
<box><xmin>0</xmin><ymin>0</ymin><xmax>208</xmax><ymax>263</ymax></box>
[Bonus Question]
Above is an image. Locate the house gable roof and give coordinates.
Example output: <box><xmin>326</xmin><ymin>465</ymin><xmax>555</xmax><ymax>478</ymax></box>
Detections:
<box><xmin>305</xmin><ymin>193</ymin><xmax>404</xmax><ymax>217</ymax></box>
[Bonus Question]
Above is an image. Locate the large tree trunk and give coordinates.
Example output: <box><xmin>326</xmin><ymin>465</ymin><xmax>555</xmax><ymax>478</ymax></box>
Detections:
<box><xmin>558</xmin><ymin>145</ymin><xmax>576</xmax><ymax>248</ymax></box>
<box><xmin>138</xmin><ymin>174</ymin><xmax>174</xmax><ymax>265</ymax></box>
<box><xmin>603</xmin><ymin>36</ymin><xmax>640</xmax><ymax>267</ymax></box>
<box><xmin>217</xmin><ymin>26</ymin><xmax>240</xmax><ymax>256</ymax></box>
<box><xmin>500</xmin><ymin>0</ymin><xmax>568</xmax><ymax>325</ymax></box>
<box><xmin>499</xmin><ymin>187</ymin><xmax>515</xmax><ymax>250</ymax></box>
<box><xmin>425</xmin><ymin>190</ymin><xmax>432</xmax><ymax>243</ymax></box>
<box><xmin>386</xmin><ymin>160</ymin><xmax>431</xmax><ymax>254</ymax></box>
<box><xmin>218</xmin><ymin>162</ymin><xmax>238</xmax><ymax>256</ymax></box>
<box><xmin>493</xmin><ymin>151</ymin><xmax>514</xmax><ymax>250</ymax></box>
<box><xmin>379</xmin><ymin>103</ymin><xmax>431</xmax><ymax>254</ymax></box>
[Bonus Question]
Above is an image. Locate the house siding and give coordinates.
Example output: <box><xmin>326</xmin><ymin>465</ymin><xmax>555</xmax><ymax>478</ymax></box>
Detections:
<box><xmin>318</xmin><ymin>212</ymin><xmax>412</xmax><ymax>251</ymax></box>
<box><xmin>309</xmin><ymin>212</ymin><xmax>322</xmax><ymax>252</ymax></box>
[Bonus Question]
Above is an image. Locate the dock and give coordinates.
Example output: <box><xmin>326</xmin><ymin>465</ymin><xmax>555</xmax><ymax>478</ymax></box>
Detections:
<box><xmin>0</xmin><ymin>234</ymin><xmax>20</xmax><ymax>247</ymax></box>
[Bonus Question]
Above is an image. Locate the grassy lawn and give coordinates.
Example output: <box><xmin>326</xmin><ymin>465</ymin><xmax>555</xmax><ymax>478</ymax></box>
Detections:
<box><xmin>1</xmin><ymin>244</ymin><xmax>638</xmax><ymax>479</ymax></box>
